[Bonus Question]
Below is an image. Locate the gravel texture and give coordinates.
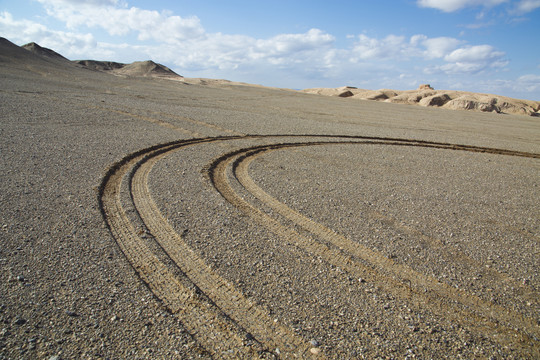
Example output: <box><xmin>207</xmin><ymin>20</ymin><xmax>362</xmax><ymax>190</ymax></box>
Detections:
<box><xmin>1</xmin><ymin>44</ymin><xmax>539</xmax><ymax>359</ymax></box>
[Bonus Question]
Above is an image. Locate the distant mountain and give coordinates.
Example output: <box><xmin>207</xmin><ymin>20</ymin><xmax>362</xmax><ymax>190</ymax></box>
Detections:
<box><xmin>0</xmin><ymin>37</ymin><xmax>32</xmax><ymax>61</ymax></box>
<box><xmin>117</xmin><ymin>60</ymin><xmax>181</xmax><ymax>77</ymax></box>
<box><xmin>22</xmin><ymin>42</ymin><xmax>70</xmax><ymax>62</ymax></box>
<box><xmin>0</xmin><ymin>37</ymin><xmax>80</xmax><ymax>74</ymax></box>
<box><xmin>74</xmin><ymin>59</ymin><xmax>182</xmax><ymax>79</ymax></box>
<box><xmin>74</xmin><ymin>60</ymin><xmax>125</xmax><ymax>71</ymax></box>
<box><xmin>6</xmin><ymin>38</ymin><xmax>183</xmax><ymax>80</ymax></box>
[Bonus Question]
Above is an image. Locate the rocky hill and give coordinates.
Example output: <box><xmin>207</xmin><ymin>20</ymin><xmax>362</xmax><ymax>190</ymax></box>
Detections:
<box><xmin>18</xmin><ymin>39</ymin><xmax>182</xmax><ymax>80</ymax></box>
<box><xmin>302</xmin><ymin>85</ymin><xmax>540</xmax><ymax>117</ymax></box>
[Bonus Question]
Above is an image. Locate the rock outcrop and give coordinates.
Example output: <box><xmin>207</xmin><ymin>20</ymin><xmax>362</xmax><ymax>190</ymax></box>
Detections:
<box><xmin>301</xmin><ymin>85</ymin><xmax>539</xmax><ymax>117</ymax></box>
<box><xmin>302</xmin><ymin>86</ymin><xmax>359</xmax><ymax>97</ymax></box>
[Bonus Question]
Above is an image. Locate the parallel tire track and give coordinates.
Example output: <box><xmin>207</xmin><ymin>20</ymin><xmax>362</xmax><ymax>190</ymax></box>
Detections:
<box><xmin>208</xmin><ymin>137</ymin><xmax>540</xmax><ymax>358</ymax></box>
<box><xmin>99</xmin><ymin>136</ymin><xmax>318</xmax><ymax>359</ymax></box>
<box><xmin>131</xmin><ymin>147</ymin><xmax>315</xmax><ymax>358</ymax></box>
<box><xmin>99</xmin><ymin>135</ymin><xmax>539</xmax><ymax>358</ymax></box>
<box><xmin>234</xmin><ymin>142</ymin><xmax>539</xmax><ymax>332</ymax></box>
<box><xmin>99</xmin><ymin>139</ymin><xmax>265</xmax><ymax>359</ymax></box>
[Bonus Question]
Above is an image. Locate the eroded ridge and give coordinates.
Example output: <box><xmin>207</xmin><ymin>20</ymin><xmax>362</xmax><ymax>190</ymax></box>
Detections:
<box><xmin>99</xmin><ymin>134</ymin><xmax>539</xmax><ymax>358</ymax></box>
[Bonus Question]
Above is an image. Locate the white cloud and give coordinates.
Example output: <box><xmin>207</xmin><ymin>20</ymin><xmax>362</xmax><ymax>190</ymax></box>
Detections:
<box><xmin>417</xmin><ymin>0</ymin><xmax>508</xmax><ymax>12</ymax></box>
<box><xmin>413</xmin><ymin>36</ymin><xmax>463</xmax><ymax>59</ymax></box>
<box><xmin>0</xmin><ymin>11</ymin><xmax>98</xmax><ymax>56</ymax></box>
<box><xmin>444</xmin><ymin>44</ymin><xmax>504</xmax><ymax>62</ymax></box>
<box><xmin>353</xmin><ymin>34</ymin><xmax>465</xmax><ymax>62</ymax></box>
<box><xmin>254</xmin><ymin>29</ymin><xmax>334</xmax><ymax>57</ymax></box>
<box><xmin>36</xmin><ymin>0</ymin><xmax>205</xmax><ymax>42</ymax></box>
<box><xmin>427</xmin><ymin>45</ymin><xmax>508</xmax><ymax>74</ymax></box>
<box><xmin>351</xmin><ymin>34</ymin><xmax>409</xmax><ymax>60</ymax></box>
<box><xmin>419</xmin><ymin>0</ymin><xmax>540</xmax><ymax>14</ymax></box>
<box><xmin>513</xmin><ymin>0</ymin><xmax>540</xmax><ymax>13</ymax></box>
<box><xmin>515</xmin><ymin>74</ymin><xmax>540</xmax><ymax>91</ymax></box>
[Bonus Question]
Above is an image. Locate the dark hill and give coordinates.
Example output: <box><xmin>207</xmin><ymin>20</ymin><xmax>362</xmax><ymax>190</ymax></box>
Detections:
<box><xmin>74</xmin><ymin>60</ymin><xmax>126</xmax><ymax>71</ymax></box>
<box><xmin>111</xmin><ymin>60</ymin><xmax>182</xmax><ymax>78</ymax></box>
<box><xmin>22</xmin><ymin>42</ymin><xmax>70</xmax><ymax>62</ymax></box>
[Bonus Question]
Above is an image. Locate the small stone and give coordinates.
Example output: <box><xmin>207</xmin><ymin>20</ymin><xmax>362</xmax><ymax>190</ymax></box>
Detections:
<box><xmin>17</xmin><ymin>275</ymin><xmax>25</xmax><ymax>282</ymax></box>
<box><xmin>310</xmin><ymin>339</ymin><xmax>319</xmax><ymax>347</ymax></box>
<box><xmin>310</xmin><ymin>347</ymin><xmax>321</xmax><ymax>355</ymax></box>
<box><xmin>14</xmin><ymin>318</ymin><xmax>26</xmax><ymax>325</ymax></box>
<box><xmin>110</xmin><ymin>315</ymin><xmax>119</xmax><ymax>322</ymax></box>
<box><xmin>408</xmin><ymin>325</ymin><xmax>419</xmax><ymax>332</ymax></box>
<box><xmin>358</xmin><ymin>278</ymin><xmax>366</xmax><ymax>283</ymax></box>
<box><xmin>49</xmin><ymin>356</ymin><xmax>60</xmax><ymax>360</ymax></box>
<box><xmin>65</xmin><ymin>310</ymin><xmax>78</xmax><ymax>317</ymax></box>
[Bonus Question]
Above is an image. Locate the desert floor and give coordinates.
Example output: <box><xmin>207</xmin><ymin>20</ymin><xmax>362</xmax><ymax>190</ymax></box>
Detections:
<box><xmin>1</xmin><ymin>57</ymin><xmax>539</xmax><ymax>359</ymax></box>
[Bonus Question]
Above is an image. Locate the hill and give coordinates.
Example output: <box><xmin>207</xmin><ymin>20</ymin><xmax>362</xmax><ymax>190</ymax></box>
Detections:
<box><xmin>302</xmin><ymin>85</ymin><xmax>540</xmax><ymax>117</ymax></box>
<box><xmin>22</xmin><ymin>42</ymin><xmax>70</xmax><ymax>62</ymax></box>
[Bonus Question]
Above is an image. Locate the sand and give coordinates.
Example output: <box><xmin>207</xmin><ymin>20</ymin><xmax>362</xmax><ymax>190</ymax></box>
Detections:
<box><xmin>1</xmin><ymin>37</ymin><xmax>539</xmax><ymax>359</ymax></box>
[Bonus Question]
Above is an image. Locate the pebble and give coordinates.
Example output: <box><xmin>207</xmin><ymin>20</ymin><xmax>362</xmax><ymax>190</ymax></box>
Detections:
<box><xmin>310</xmin><ymin>347</ymin><xmax>321</xmax><ymax>355</ymax></box>
<box><xmin>310</xmin><ymin>339</ymin><xmax>319</xmax><ymax>347</ymax></box>
<box><xmin>65</xmin><ymin>310</ymin><xmax>78</xmax><ymax>317</ymax></box>
<box><xmin>14</xmin><ymin>318</ymin><xmax>26</xmax><ymax>325</ymax></box>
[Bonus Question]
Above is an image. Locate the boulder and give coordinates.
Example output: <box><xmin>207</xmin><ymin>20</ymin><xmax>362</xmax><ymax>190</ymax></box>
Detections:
<box><xmin>354</xmin><ymin>89</ymin><xmax>398</xmax><ymax>101</ymax></box>
<box><xmin>337</xmin><ymin>90</ymin><xmax>355</xmax><ymax>97</ymax></box>
<box><xmin>387</xmin><ymin>90</ymin><xmax>437</xmax><ymax>104</ymax></box>
<box><xmin>443</xmin><ymin>96</ymin><xmax>499</xmax><ymax>113</ymax></box>
<box><xmin>419</xmin><ymin>93</ymin><xmax>451</xmax><ymax>107</ymax></box>
<box><xmin>418</xmin><ymin>84</ymin><xmax>434</xmax><ymax>90</ymax></box>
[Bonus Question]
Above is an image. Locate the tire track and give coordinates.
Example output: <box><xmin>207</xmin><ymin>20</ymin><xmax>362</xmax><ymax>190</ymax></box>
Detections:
<box><xmin>100</xmin><ymin>134</ymin><xmax>539</xmax><ymax>358</ymax></box>
<box><xmin>237</xmin><ymin>144</ymin><xmax>539</xmax><ymax>306</ymax></box>
<box><xmin>130</xmin><ymin>145</ymin><xmax>315</xmax><ymax>358</ymax></box>
<box><xmin>99</xmin><ymin>136</ymin><xmax>319</xmax><ymax>359</ymax></box>
<box><xmin>208</xmin><ymin>137</ymin><xmax>540</xmax><ymax>357</ymax></box>
<box><xmin>99</xmin><ymin>139</ymin><xmax>265</xmax><ymax>359</ymax></box>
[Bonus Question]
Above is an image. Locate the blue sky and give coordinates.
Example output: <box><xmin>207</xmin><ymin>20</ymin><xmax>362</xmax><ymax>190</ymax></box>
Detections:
<box><xmin>1</xmin><ymin>0</ymin><xmax>539</xmax><ymax>99</ymax></box>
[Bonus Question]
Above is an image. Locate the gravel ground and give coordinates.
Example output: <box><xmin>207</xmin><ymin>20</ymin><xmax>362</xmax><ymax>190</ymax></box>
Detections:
<box><xmin>1</xmin><ymin>48</ymin><xmax>539</xmax><ymax>359</ymax></box>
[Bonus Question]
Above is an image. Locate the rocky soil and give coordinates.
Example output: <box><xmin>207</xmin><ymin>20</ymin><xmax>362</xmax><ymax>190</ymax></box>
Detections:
<box><xmin>1</xmin><ymin>37</ymin><xmax>539</xmax><ymax>359</ymax></box>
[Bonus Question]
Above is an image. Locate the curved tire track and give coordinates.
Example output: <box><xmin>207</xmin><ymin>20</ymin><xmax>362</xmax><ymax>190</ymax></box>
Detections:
<box><xmin>208</xmin><ymin>136</ymin><xmax>540</xmax><ymax>357</ymax></box>
<box><xmin>99</xmin><ymin>136</ymin><xmax>317</xmax><ymax>359</ymax></box>
<box><xmin>99</xmin><ymin>134</ymin><xmax>539</xmax><ymax>358</ymax></box>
